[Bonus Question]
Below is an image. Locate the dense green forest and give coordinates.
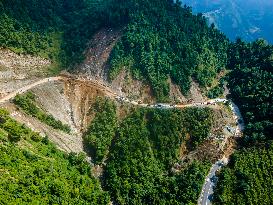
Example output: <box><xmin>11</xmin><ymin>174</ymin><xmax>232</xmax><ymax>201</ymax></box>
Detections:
<box><xmin>2</xmin><ymin>0</ymin><xmax>273</xmax><ymax>204</ymax></box>
<box><xmin>13</xmin><ymin>92</ymin><xmax>71</xmax><ymax>133</ymax></box>
<box><xmin>213</xmin><ymin>39</ymin><xmax>273</xmax><ymax>204</ymax></box>
<box><xmin>108</xmin><ymin>0</ymin><xmax>228</xmax><ymax>100</ymax></box>
<box><xmin>103</xmin><ymin>108</ymin><xmax>213</xmax><ymax>204</ymax></box>
<box><xmin>0</xmin><ymin>99</ymin><xmax>214</xmax><ymax>204</ymax></box>
<box><xmin>213</xmin><ymin>143</ymin><xmax>273</xmax><ymax>205</ymax></box>
<box><xmin>84</xmin><ymin>97</ymin><xmax>117</xmax><ymax>164</ymax></box>
<box><xmin>0</xmin><ymin>0</ymin><xmax>107</xmax><ymax>67</ymax></box>
<box><xmin>0</xmin><ymin>109</ymin><xmax>109</xmax><ymax>204</ymax></box>
<box><xmin>82</xmin><ymin>101</ymin><xmax>214</xmax><ymax>204</ymax></box>
<box><xmin>1</xmin><ymin>0</ymin><xmax>228</xmax><ymax>99</ymax></box>
<box><xmin>227</xmin><ymin>39</ymin><xmax>273</xmax><ymax>145</ymax></box>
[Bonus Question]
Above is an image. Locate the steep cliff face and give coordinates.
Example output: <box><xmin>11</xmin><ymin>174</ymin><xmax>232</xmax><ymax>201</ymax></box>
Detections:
<box><xmin>182</xmin><ymin>0</ymin><xmax>273</xmax><ymax>43</ymax></box>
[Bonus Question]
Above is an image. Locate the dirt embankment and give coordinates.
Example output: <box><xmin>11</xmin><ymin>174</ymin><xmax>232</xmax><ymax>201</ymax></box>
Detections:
<box><xmin>63</xmin><ymin>78</ymin><xmax>110</xmax><ymax>133</ymax></box>
<box><xmin>0</xmin><ymin>48</ymin><xmax>51</xmax><ymax>97</ymax></box>
<box><xmin>2</xmin><ymin>77</ymin><xmax>131</xmax><ymax>154</ymax></box>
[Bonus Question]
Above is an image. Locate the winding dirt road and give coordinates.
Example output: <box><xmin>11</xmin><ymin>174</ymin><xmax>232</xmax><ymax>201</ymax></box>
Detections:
<box><xmin>198</xmin><ymin>100</ymin><xmax>245</xmax><ymax>205</ymax></box>
<box><xmin>0</xmin><ymin>76</ymin><xmax>244</xmax><ymax>204</ymax></box>
<box><xmin>0</xmin><ymin>77</ymin><xmax>62</xmax><ymax>104</ymax></box>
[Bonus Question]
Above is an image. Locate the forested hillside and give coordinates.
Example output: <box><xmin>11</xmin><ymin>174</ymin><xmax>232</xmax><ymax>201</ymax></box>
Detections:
<box><xmin>0</xmin><ymin>0</ymin><xmax>106</xmax><ymax>67</ymax></box>
<box><xmin>213</xmin><ymin>39</ymin><xmax>273</xmax><ymax>204</ymax></box>
<box><xmin>0</xmin><ymin>109</ymin><xmax>109</xmax><ymax>204</ymax></box>
<box><xmin>2</xmin><ymin>0</ymin><xmax>273</xmax><ymax>204</ymax></box>
<box><xmin>84</xmin><ymin>97</ymin><xmax>117</xmax><ymax>164</ymax></box>
<box><xmin>0</xmin><ymin>0</ymin><xmax>228</xmax><ymax>100</ymax></box>
<box><xmin>0</xmin><ymin>101</ymin><xmax>214</xmax><ymax>204</ymax></box>
<box><xmin>83</xmin><ymin>98</ymin><xmax>215</xmax><ymax>204</ymax></box>
<box><xmin>227</xmin><ymin>39</ymin><xmax>273</xmax><ymax>144</ymax></box>
<box><xmin>213</xmin><ymin>144</ymin><xmax>273</xmax><ymax>205</ymax></box>
<box><xmin>103</xmin><ymin>108</ymin><xmax>213</xmax><ymax>204</ymax></box>
<box><xmin>108</xmin><ymin>0</ymin><xmax>228</xmax><ymax>100</ymax></box>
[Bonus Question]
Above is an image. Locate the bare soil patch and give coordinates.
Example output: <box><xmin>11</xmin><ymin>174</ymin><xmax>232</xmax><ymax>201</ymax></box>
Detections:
<box><xmin>0</xmin><ymin>48</ymin><xmax>51</xmax><ymax>97</ymax></box>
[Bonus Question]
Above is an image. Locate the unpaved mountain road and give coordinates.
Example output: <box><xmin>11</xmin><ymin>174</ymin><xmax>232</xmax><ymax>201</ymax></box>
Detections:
<box><xmin>0</xmin><ymin>76</ymin><xmax>244</xmax><ymax>204</ymax></box>
<box><xmin>0</xmin><ymin>75</ymin><xmax>235</xmax><ymax>110</ymax></box>
<box><xmin>198</xmin><ymin>100</ymin><xmax>245</xmax><ymax>205</ymax></box>
<box><xmin>0</xmin><ymin>77</ymin><xmax>62</xmax><ymax>104</ymax></box>
<box><xmin>0</xmin><ymin>75</ymin><xmax>119</xmax><ymax>104</ymax></box>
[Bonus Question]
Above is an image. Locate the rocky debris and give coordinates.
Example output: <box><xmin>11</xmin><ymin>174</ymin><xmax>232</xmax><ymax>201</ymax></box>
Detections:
<box><xmin>0</xmin><ymin>79</ymin><xmax>37</xmax><ymax>98</ymax></box>
<box><xmin>0</xmin><ymin>48</ymin><xmax>50</xmax><ymax>70</ymax></box>
<box><xmin>0</xmin><ymin>48</ymin><xmax>51</xmax><ymax>98</ymax></box>
<box><xmin>111</xmin><ymin>69</ymin><xmax>155</xmax><ymax>103</ymax></box>
<box><xmin>31</xmin><ymin>81</ymin><xmax>79</xmax><ymax>133</ymax></box>
<box><xmin>92</xmin><ymin>165</ymin><xmax>104</xmax><ymax>178</ymax></box>
<box><xmin>76</xmin><ymin>28</ymin><xmax>209</xmax><ymax>103</ymax></box>
<box><xmin>175</xmin><ymin>106</ymin><xmax>235</xmax><ymax>172</ymax></box>
<box><xmin>0</xmin><ymin>76</ymin><xmax>117</xmax><ymax>155</ymax></box>
<box><xmin>27</xmin><ymin>77</ymin><xmax>115</xmax><ymax>134</ymax></box>
<box><xmin>169</xmin><ymin>77</ymin><xmax>206</xmax><ymax>103</ymax></box>
<box><xmin>187</xmin><ymin>81</ymin><xmax>206</xmax><ymax>103</ymax></box>
<box><xmin>169</xmin><ymin>77</ymin><xmax>187</xmax><ymax>103</ymax></box>
<box><xmin>76</xmin><ymin>28</ymin><xmax>121</xmax><ymax>82</ymax></box>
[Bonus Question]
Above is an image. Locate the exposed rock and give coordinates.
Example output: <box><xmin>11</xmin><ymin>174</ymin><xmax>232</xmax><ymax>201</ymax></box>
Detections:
<box><xmin>0</xmin><ymin>48</ymin><xmax>51</xmax><ymax>97</ymax></box>
<box><xmin>0</xmin><ymin>48</ymin><xmax>50</xmax><ymax>71</ymax></box>
<box><xmin>76</xmin><ymin>28</ymin><xmax>121</xmax><ymax>82</ymax></box>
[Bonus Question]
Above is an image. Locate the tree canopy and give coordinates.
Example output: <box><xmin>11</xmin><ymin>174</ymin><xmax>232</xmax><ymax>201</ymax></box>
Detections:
<box><xmin>0</xmin><ymin>109</ymin><xmax>109</xmax><ymax>204</ymax></box>
<box><xmin>213</xmin><ymin>39</ymin><xmax>273</xmax><ymax>204</ymax></box>
<box><xmin>1</xmin><ymin>0</ymin><xmax>228</xmax><ymax>100</ymax></box>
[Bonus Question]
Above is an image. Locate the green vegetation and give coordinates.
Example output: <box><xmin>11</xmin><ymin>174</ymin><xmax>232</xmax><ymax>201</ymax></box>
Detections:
<box><xmin>104</xmin><ymin>109</ymin><xmax>211</xmax><ymax>204</ymax></box>
<box><xmin>4</xmin><ymin>1</ymin><xmax>273</xmax><ymax>204</ymax></box>
<box><xmin>0</xmin><ymin>0</ymin><xmax>106</xmax><ymax>67</ymax></box>
<box><xmin>108</xmin><ymin>0</ymin><xmax>228</xmax><ymax>101</ymax></box>
<box><xmin>104</xmin><ymin>108</ymin><xmax>212</xmax><ymax>204</ymax></box>
<box><xmin>82</xmin><ymin>100</ymin><xmax>214</xmax><ymax>204</ymax></box>
<box><xmin>3</xmin><ymin>93</ymin><xmax>214</xmax><ymax>204</ymax></box>
<box><xmin>227</xmin><ymin>39</ymin><xmax>273</xmax><ymax>145</ymax></box>
<box><xmin>13</xmin><ymin>92</ymin><xmax>71</xmax><ymax>133</ymax></box>
<box><xmin>207</xmin><ymin>78</ymin><xmax>226</xmax><ymax>99</ymax></box>
<box><xmin>84</xmin><ymin>97</ymin><xmax>117</xmax><ymax>164</ymax></box>
<box><xmin>1</xmin><ymin>0</ymin><xmax>228</xmax><ymax>99</ymax></box>
<box><xmin>213</xmin><ymin>39</ymin><xmax>273</xmax><ymax>204</ymax></box>
<box><xmin>147</xmin><ymin>108</ymin><xmax>213</xmax><ymax>168</ymax></box>
<box><xmin>213</xmin><ymin>143</ymin><xmax>273</xmax><ymax>205</ymax></box>
<box><xmin>0</xmin><ymin>109</ymin><xmax>110</xmax><ymax>204</ymax></box>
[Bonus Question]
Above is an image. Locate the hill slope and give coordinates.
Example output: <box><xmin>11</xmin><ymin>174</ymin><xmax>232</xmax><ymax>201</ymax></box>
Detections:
<box><xmin>1</xmin><ymin>0</ymin><xmax>273</xmax><ymax>205</ymax></box>
<box><xmin>182</xmin><ymin>0</ymin><xmax>273</xmax><ymax>43</ymax></box>
<box><xmin>1</xmin><ymin>0</ymin><xmax>229</xmax><ymax>101</ymax></box>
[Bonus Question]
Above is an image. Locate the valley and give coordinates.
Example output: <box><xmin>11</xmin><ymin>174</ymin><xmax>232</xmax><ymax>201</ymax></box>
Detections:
<box><xmin>182</xmin><ymin>0</ymin><xmax>273</xmax><ymax>43</ymax></box>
